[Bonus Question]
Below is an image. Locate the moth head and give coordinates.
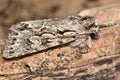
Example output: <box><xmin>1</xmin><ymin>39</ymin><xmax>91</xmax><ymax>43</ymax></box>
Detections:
<box><xmin>79</xmin><ymin>16</ymin><xmax>94</xmax><ymax>29</ymax></box>
<box><xmin>89</xmin><ymin>25</ymin><xmax>100</xmax><ymax>39</ymax></box>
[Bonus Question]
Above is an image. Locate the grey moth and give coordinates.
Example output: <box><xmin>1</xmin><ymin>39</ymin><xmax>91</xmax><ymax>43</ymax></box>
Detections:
<box><xmin>3</xmin><ymin>15</ymin><xmax>99</xmax><ymax>58</ymax></box>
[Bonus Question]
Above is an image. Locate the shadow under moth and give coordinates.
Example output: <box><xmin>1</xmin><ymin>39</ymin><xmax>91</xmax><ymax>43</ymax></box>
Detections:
<box><xmin>3</xmin><ymin>15</ymin><xmax>99</xmax><ymax>58</ymax></box>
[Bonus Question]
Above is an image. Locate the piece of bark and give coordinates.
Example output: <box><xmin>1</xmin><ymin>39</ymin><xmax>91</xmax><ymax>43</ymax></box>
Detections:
<box><xmin>78</xmin><ymin>3</ymin><xmax>120</xmax><ymax>17</ymax></box>
<box><xmin>0</xmin><ymin>4</ymin><xmax>120</xmax><ymax>80</ymax></box>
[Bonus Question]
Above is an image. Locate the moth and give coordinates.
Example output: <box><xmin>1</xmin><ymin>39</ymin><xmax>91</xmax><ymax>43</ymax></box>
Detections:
<box><xmin>3</xmin><ymin>15</ymin><xmax>99</xmax><ymax>58</ymax></box>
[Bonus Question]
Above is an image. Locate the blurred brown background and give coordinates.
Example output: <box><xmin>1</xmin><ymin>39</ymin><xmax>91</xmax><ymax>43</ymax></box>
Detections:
<box><xmin>0</xmin><ymin>0</ymin><xmax>120</xmax><ymax>39</ymax></box>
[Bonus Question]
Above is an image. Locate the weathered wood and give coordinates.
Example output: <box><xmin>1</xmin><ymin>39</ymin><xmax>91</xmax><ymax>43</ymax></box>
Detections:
<box><xmin>0</xmin><ymin>4</ymin><xmax>120</xmax><ymax>80</ymax></box>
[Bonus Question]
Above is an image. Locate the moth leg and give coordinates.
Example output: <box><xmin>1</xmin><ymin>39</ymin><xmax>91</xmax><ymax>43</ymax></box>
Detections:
<box><xmin>85</xmin><ymin>36</ymin><xmax>92</xmax><ymax>52</ymax></box>
<box><xmin>69</xmin><ymin>36</ymin><xmax>92</xmax><ymax>53</ymax></box>
<box><xmin>45</xmin><ymin>49</ymin><xmax>52</xmax><ymax>56</ymax></box>
<box><xmin>78</xmin><ymin>36</ymin><xmax>92</xmax><ymax>53</ymax></box>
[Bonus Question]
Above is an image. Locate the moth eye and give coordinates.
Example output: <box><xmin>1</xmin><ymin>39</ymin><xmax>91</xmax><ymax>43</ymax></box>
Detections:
<box><xmin>90</xmin><ymin>32</ymin><xmax>99</xmax><ymax>39</ymax></box>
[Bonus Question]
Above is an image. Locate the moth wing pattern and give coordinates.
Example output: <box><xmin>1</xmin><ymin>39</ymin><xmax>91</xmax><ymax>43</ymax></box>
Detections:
<box><xmin>3</xmin><ymin>16</ymin><xmax>97</xmax><ymax>58</ymax></box>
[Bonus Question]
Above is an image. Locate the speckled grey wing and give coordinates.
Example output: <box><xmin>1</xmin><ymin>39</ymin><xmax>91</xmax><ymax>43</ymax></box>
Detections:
<box><xmin>3</xmin><ymin>17</ymin><xmax>86</xmax><ymax>58</ymax></box>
